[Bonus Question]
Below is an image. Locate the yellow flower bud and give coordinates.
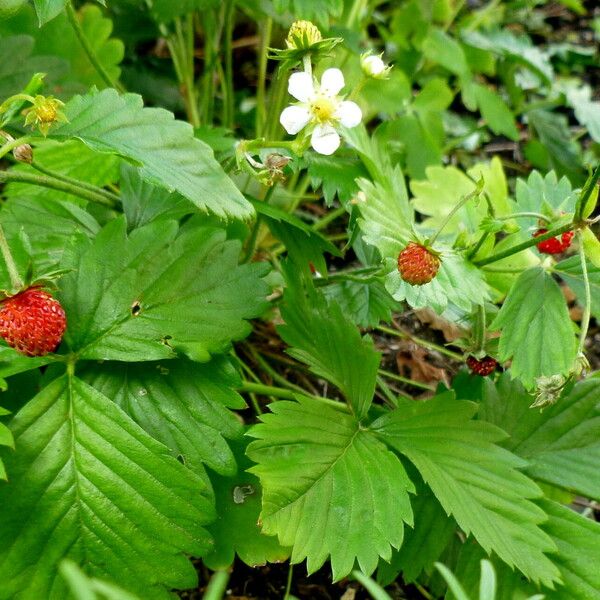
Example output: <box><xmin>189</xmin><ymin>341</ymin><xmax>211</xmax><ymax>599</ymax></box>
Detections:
<box><xmin>286</xmin><ymin>20</ymin><xmax>322</xmax><ymax>50</ymax></box>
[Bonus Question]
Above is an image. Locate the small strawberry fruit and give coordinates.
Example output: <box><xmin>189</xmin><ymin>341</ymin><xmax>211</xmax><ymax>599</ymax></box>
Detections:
<box><xmin>533</xmin><ymin>229</ymin><xmax>574</xmax><ymax>255</ymax></box>
<box><xmin>0</xmin><ymin>288</ymin><xmax>66</xmax><ymax>356</ymax></box>
<box><xmin>397</xmin><ymin>242</ymin><xmax>440</xmax><ymax>285</ymax></box>
<box><xmin>466</xmin><ymin>355</ymin><xmax>498</xmax><ymax>377</ymax></box>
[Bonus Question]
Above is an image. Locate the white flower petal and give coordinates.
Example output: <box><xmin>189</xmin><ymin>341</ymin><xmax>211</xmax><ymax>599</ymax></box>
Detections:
<box><xmin>319</xmin><ymin>68</ymin><xmax>345</xmax><ymax>96</ymax></box>
<box><xmin>363</xmin><ymin>55</ymin><xmax>386</xmax><ymax>75</ymax></box>
<box><xmin>311</xmin><ymin>124</ymin><xmax>340</xmax><ymax>155</ymax></box>
<box><xmin>288</xmin><ymin>71</ymin><xmax>314</xmax><ymax>102</ymax></box>
<box><xmin>280</xmin><ymin>105</ymin><xmax>311</xmax><ymax>134</ymax></box>
<box><xmin>335</xmin><ymin>101</ymin><xmax>362</xmax><ymax>128</ymax></box>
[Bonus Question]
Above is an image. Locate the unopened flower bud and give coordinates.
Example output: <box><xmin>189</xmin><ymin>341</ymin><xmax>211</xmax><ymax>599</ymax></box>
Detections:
<box><xmin>286</xmin><ymin>20</ymin><xmax>322</xmax><ymax>50</ymax></box>
<box><xmin>13</xmin><ymin>143</ymin><xmax>33</xmax><ymax>164</ymax></box>
<box><xmin>360</xmin><ymin>52</ymin><xmax>392</xmax><ymax>79</ymax></box>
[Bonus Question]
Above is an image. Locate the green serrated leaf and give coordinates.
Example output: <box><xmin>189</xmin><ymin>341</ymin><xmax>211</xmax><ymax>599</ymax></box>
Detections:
<box><xmin>490</xmin><ymin>267</ymin><xmax>577</xmax><ymax>388</ymax></box>
<box><xmin>80</xmin><ymin>357</ymin><xmax>244</xmax><ymax>480</ymax></box>
<box><xmin>422</xmin><ymin>28</ymin><xmax>470</xmax><ymax>76</ymax></box>
<box><xmin>247</xmin><ymin>396</ymin><xmax>414</xmax><ymax>580</ymax></box>
<box><xmin>203</xmin><ymin>435</ymin><xmax>290</xmax><ymax>570</ymax></box>
<box><xmin>33</xmin><ymin>0</ymin><xmax>66</xmax><ymax>25</ymax></box>
<box><xmin>372</xmin><ymin>394</ymin><xmax>561</xmax><ymax>587</ymax></box>
<box><xmin>564</xmin><ymin>83</ymin><xmax>600</xmax><ymax>143</ymax></box>
<box><xmin>49</xmin><ymin>89</ymin><xmax>253</xmax><ymax>220</ymax></box>
<box><xmin>480</xmin><ymin>374</ymin><xmax>600</xmax><ymax>502</ymax></box>
<box><xmin>60</xmin><ymin>560</ymin><xmax>141</xmax><ymax>600</ymax></box>
<box><xmin>472</xmin><ymin>83</ymin><xmax>518</xmax><ymax>140</ymax></box>
<box><xmin>278</xmin><ymin>271</ymin><xmax>380</xmax><ymax>418</ymax></box>
<box><xmin>59</xmin><ymin>217</ymin><xmax>269</xmax><ymax>362</ymax></box>
<box><xmin>539</xmin><ymin>499</ymin><xmax>600</xmax><ymax>599</ymax></box>
<box><xmin>0</xmin><ymin>374</ymin><xmax>214</xmax><ymax>599</ymax></box>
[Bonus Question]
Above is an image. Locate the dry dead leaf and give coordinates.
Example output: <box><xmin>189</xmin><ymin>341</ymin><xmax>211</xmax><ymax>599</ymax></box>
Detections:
<box><xmin>395</xmin><ymin>340</ymin><xmax>450</xmax><ymax>386</ymax></box>
<box><xmin>415</xmin><ymin>308</ymin><xmax>464</xmax><ymax>342</ymax></box>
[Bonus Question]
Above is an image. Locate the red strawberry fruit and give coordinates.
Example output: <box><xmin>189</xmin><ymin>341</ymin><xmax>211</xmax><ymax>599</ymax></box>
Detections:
<box><xmin>0</xmin><ymin>288</ymin><xmax>66</xmax><ymax>356</ymax></box>
<box><xmin>397</xmin><ymin>242</ymin><xmax>440</xmax><ymax>285</ymax></box>
<box><xmin>533</xmin><ymin>229</ymin><xmax>574</xmax><ymax>255</ymax></box>
<box><xmin>466</xmin><ymin>355</ymin><xmax>498</xmax><ymax>377</ymax></box>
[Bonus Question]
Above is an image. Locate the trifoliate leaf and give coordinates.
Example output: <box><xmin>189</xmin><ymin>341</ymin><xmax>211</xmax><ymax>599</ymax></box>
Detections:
<box><xmin>80</xmin><ymin>357</ymin><xmax>245</xmax><ymax>480</ymax></box>
<box><xmin>490</xmin><ymin>267</ymin><xmax>577</xmax><ymax>388</ymax></box>
<box><xmin>384</xmin><ymin>251</ymin><xmax>489</xmax><ymax>314</ymax></box>
<box><xmin>247</xmin><ymin>396</ymin><xmax>414</xmax><ymax>580</ymax></box>
<box><xmin>372</xmin><ymin>394</ymin><xmax>561</xmax><ymax>587</ymax></box>
<box><xmin>0</xmin><ymin>374</ymin><xmax>214</xmax><ymax>599</ymax></box>
<box><xmin>555</xmin><ymin>255</ymin><xmax>600</xmax><ymax>319</ymax></box>
<box><xmin>50</xmin><ymin>89</ymin><xmax>253</xmax><ymax>220</ymax></box>
<box><xmin>480</xmin><ymin>374</ymin><xmax>600</xmax><ymax>502</ymax></box>
<box><xmin>321</xmin><ymin>278</ymin><xmax>398</xmax><ymax>328</ymax></box>
<box><xmin>278</xmin><ymin>271</ymin><xmax>380</xmax><ymax>418</ymax></box>
<box><xmin>539</xmin><ymin>499</ymin><xmax>600</xmax><ymax>599</ymax></box>
<box><xmin>120</xmin><ymin>163</ymin><xmax>193</xmax><ymax>228</ymax></box>
<box><xmin>203</xmin><ymin>436</ymin><xmax>290</xmax><ymax>570</ymax></box>
<box><xmin>59</xmin><ymin>217</ymin><xmax>269</xmax><ymax>362</ymax></box>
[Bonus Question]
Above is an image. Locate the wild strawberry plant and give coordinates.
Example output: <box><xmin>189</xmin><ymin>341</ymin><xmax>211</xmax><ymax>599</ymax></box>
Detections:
<box><xmin>0</xmin><ymin>1</ymin><xmax>599</xmax><ymax>599</ymax></box>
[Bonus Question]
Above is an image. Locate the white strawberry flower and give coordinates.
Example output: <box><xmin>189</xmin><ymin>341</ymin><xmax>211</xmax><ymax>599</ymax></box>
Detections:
<box><xmin>279</xmin><ymin>68</ymin><xmax>362</xmax><ymax>155</ymax></box>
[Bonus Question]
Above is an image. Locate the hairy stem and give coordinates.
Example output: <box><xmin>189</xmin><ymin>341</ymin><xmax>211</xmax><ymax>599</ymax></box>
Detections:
<box><xmin>256</xmin><ymin>16</ymin><xmax>272</xmax><ymax>135</ymax></box>
<box><xmin>0</xmin><ymin>223</ymin><xmax>23</xmax><ymax>291</ymax></box>
<box><xmin>66</xmin><ymin>2</ymin><xmax>125</xmax><ymax>93</ymax></box>
<box><xmin>577</xmin><ymin>230</ymin><xmax>591</xmax><ymax>356</ymax></box>
<box><xmin>202</xmin><ymin>570</ymin><xmax>230</xmax><ymax>600</ymax></box>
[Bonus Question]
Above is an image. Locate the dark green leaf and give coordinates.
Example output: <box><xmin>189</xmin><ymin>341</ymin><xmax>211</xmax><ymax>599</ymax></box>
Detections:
<box><xmin>59</xmin><ymin>217</ymin><xmax>269</xmax><ymax>362</ymax></box>
<box><xmin>372</xmin><ymin>394</ymin><xmax>561</xmax><ymax>587</ymax></box>
<box><xmin>0</xmin><ymin>374</ymin><xmax>214</xmax><ymax>599</ymax></box>
<box><xmin>50</xmin><ymin>89</ymin><xmax>253</xmax><ymax>220</ymax></box>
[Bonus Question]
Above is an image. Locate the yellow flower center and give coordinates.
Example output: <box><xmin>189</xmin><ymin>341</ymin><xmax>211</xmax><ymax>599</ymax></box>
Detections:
<box><xmin>310</xmin><ymin>96</ymin><xmax>336</xmax><ymax>123</ymax></box>
<box><xmin>36</xmin><ymin>103</ymin><xmax>57</xmax><ymax>124</ymax></box>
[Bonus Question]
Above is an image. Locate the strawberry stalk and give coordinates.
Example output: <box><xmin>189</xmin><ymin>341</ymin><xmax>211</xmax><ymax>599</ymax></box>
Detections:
<box><xmin>0</xmin><ymin>223</ymin><xmax>23</xmax><ymax>292</ymax></box>
<box><xmin>577</xmin><ymin>230</ymin><xmax>591</xmax><ymax>357</ymax></box>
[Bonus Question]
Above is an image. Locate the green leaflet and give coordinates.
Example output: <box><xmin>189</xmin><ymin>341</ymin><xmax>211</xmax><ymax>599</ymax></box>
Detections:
<box><xmin>0</xmin><ymin>405</ymin><xmax>13</xmax><ymax>481</ymax></box>
<box><xmin>50</xmin><ymin>89</ymin><xmax>253</xmax><ymax>220</ymax></box>
<box><xmin>372</xmin><ymin>394</ymin><xmax>561</xmax><ymax>587</ymax></box>
<box><xmin>278</xmin><ymin>272</ymin><xmax>380</xmax><ymax>418</ymax></box>
<box><xmin>247</xmin><ymin>396</ymin><xmax>414</xmax><ymax>580</ymax></box>
<box><xmin>80</xmin><ymin>357</ymin><xmax>245</xmax><ymax>481</ymax></box>
<box><xmin>203</xmin><ymin>436</ymin><xmax>290</xmax><ymax>570</ymax></box>
<box><xmin>471</xmin><ymin>82</ymin><xmax>519</xmax><ymax>140</ymax></box>
<box><xmin>555</xmin><ymin>255</ymin><xmax>600</xmax><ymax>319</ymax></box>
<box><xmin>480</xmin><ymin>374</ymin><xmax>600</xmax><ymax>502</ymax></box>
<box><xmin>60</xmin><ymin>560</ymin><xmax>141</xmax><ymax>600</ymax></box>
<box><xmin>33</xmin><ymin>0</ymin><xmax>67</xmax><ymax>25</ymax></box>
<box><xmin>58</xmin><ymin>217</ymin><xmax>269</xmax><ymax>362</ymax></box>
<box><xmin>491</xmin><ymin>267</ymin><xmax>577</xmax><ymax>388</ymax></box>
<box><xmin>0</xmin><ymin>374</ymin><xmax>214</xmax><ymax>600</ymax></box>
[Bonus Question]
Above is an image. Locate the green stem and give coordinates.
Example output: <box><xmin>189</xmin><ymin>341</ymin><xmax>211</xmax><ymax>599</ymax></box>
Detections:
<box><xmin>429</xmin><ymin>185</ymin><xmax>482</xmax><ymax>246</ymax></box>
<box><xmin>202</xmin><ymin>570</ymin><xmax>230</xmax><ymax>600</ymax></box>
<box><xmin>31</xmin><ymin>162</ymin><xmax>120</xmax><ymax>205</ymax></box>
<box><xmin>265</xmin><ymin>68</ymin><xmax>289</xmax><ymax>140</ymax></box>
<box><xmin>177</xmin><ymin>15</ymin><xmax>201</xmax><ymax>128</ymax></box>
<box><xmin>378</xmin><ymin>368</ymin><xmax>435</xmax><ymax>391</ymax></box>
<box><xmin>0</xmin><ymin>170</ymin><xmax>118</xmax><ymax>208</ymax></box>
<box><xmin>283</xmin><ymin>563</ymin><xmax>294</xmax><ymax>600</ymax></box>
<box><xmin>238</xmin><ymin>381</ymin><xmax>350</xmax><ymax>411</ymax></box>
<box><xmin>0</xmin><ymin>135</ymin><xmax>33</xmax><ymax>160</ymax></box>
<box><xmin>496</xmin><ymin>211</ymin><xmax>550</xmax><ymax>222</ymax></box>
<box><xmin>222</xmin><ymin>0</ymin><xmax>235</xmax><ymax>129</ymax></box>
<box><xmin>0</xmin><ymin>223</ymin><xmax>23</xmax><ymax>290</ymax></box>
<box><xmin>256</xmin><ymin>16</ymin><xmax>272</xmax><ymax>135</ymax></box>
<box><xmin>376</xmin><ymin>375</ymin><xmax>400</xmax><ymax>407</ymax></box>
<box><xmin>577</xmin><ymin>230</ymin><xmax>591</xmax><ymax>356</ymax></box>
<box><xmin>474</xmin><ymin>222</ymin><xmax>575</xmax><ymax>267</ymax></box>
<box><xmin>466</xmin><ymin>231</ymin><xmax>490</xmax><ymax>261</ymax></box>
<box><xmin>375</xmin><ymin>324</ymin><xmax>463</xmax><ymax>361</ymax></box>
<box><xmin>312</xmin><ymin>205</ymin><xmax>347</xmax><ymax>231</ymax></box>
<box><xmin>66</xmin><ymin>2</ymin><xmax>125</xmax><ymax>93</ymax></box>
<box><xmin>576</xmin><ymin>164</ymin><xmax>600</xmax><ymax>221</ymax></box>
<box><xmin>242</xmin><ymin>184</ymin><xmax>276</xmax><ymax>263</ymax></box>
<box><xmin>246</xmin><ymin>345</ymin><xmax>309</xmax><ymax>397</ymax></box>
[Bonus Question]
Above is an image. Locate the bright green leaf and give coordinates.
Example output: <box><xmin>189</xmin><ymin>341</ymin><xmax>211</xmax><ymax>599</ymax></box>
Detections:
<box><xmin>50</xmin><ymin>89</ymin><xmax>253</xmax><ymax>220</ymax></box>
<box><xmin>564</xmin><ymin>83</ymin><xmax>600</xmax><ymax>143</ymax></box>
<box><xmin>247</xmin><ymin>396</ymin><xmax>414</xmax><ymax>580</ymax></box>
<box><xmin>472</xmin><ymin>83</ymin><xmax>518</xmax><ymax>140</ymax></box>
<box><xmin>0</xmin><ymin>374</ymin><xmax>214</xmax><ymax>599</ymax></box>
<box><xmin>60</xmin><ymin>560</ymin><xmax>141</xmax><ymax>600</ymax></box>
<box><xmin>33</xmin><ymin>0</ymin><xmax>66</xmax><ymax>25</ymax></box>
<box><xmin>422</xmin><ymin>28</ymin><xmax>470</xmax><ymax>76</ymax></box>
<box><xmin>59</xmin><ymin>217</ymin><xmax>269</xmax><ymax>362</ymax></box>
<box><xmin>555</xmin><ymin>255</ymin><xmax>600</xmax><ymax>319</ymax></box>
<box><xmin>372</xmin><ymin>394</ymin><xmax>561</xmax><ymax>587</ymax></box>
<box><xmin>581</xmin><ymin>227</ymin><xmax>600</xmax><ymax>268</ymax></box>
<box><xmin>490</xmin><ymin>267</ymin><xmax>577</xmax><ymax>388</ymax></box>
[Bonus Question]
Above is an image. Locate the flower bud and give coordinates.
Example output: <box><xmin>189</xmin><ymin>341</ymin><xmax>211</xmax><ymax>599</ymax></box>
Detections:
<box><xmin>286</xmin><ymin>20</ymin><xmax>322</xmax><ymax>50</ymax></box>
<box><xmin>13</xmin><ymin>143</ymin><xmax>32</xmax><ymax>164</ymax></box>
<box><xmin>360</xmin><ymin>52</ymin><xmax>392</xmax><ymax>79</ymax></box>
